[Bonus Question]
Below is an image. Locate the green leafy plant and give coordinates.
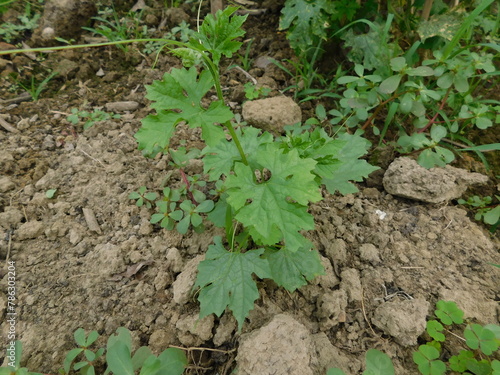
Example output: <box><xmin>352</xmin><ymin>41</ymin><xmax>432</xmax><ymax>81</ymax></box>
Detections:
<box><xmin>0</xmin><ymin>2</ymin><xmax>41</xmax><ymax>42</ymax></box>
<box><xmin>458</xmin><ymin>195</ymin><xmax>500</xmax><ymax>231</ymax></box>
<box><xmin>0</xmin><ymin>328</ymin><xmax>187</xmax><ymax>375</ymax></box>
<box><xmin>331</xmin><ymin>18</ymin><xmax>498</xmax><ymax>169</ymax></box>
<box><xmin>83</xmin><ymin>8</ymin><xmax>150</xmax><ymax>53</ymax></box>
<box><xmin>104</xmin><ymin>327</ymin><xmax>186</xmax><ymax>375</ymax></box>
<box><xmin>233</xmin><ymin>38</ymin><xmax>254</xmax><ymax>71</ymax></box>
<box><xmin>131</xmin><ymin>7</ymin><xmax>377</xmax><ymax>330</ymax></box>
<box><xmin>10</xmin><ymin>71</ymin><xmax>58</xmax><ymax>101</ymax></box>
<box><xmin>327</xmin><ymin>348</ymin><xmax>395</xmax><ymax>375</ymax></box>
<box><xmin>66</xmin><ymin>108</ymin><xmax>121</xmax><ymax>130</ymax></box>
<box><xmin>243</xmin><ymin>82</ymin><xmax>271</xmax><ymax>100</ymax></box>
<box><xmin>414</xmin><ymin>300</ymin><xmax>500</xmax><ymax>375</ymax></box>
<box><xmin>128</xmin><ymin>186</ymin><xmax>158</xmax><ymax>209</ymax></box>
<box><xmin>60</xmin><ymin>328</ymin><xmax>104</xmax><ymax>375</ymax></box>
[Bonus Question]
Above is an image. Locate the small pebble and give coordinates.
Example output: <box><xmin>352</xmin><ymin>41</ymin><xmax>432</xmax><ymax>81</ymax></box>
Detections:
<box><xmin>105</xmin><ymin>101</ymin><xmax>139</xmax><ymax>112</ymax></box>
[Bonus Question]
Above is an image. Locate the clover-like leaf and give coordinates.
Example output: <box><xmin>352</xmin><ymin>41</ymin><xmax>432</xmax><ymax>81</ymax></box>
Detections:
<box><xmin>413</xmin><ymin>345</ymin><xmax>446</xmax><ymax>375</ymax></box>
<box><xmin>464</xmin><ymin>323</ymin><xmax>499</xmax><ymax>355</ymax></box>
<box><xmin>435</xmin><ymin>300</ymin><xmax>464</xmax><ymax>325</ymax></box>
<box><xmin>364</xmin><ymin>349</ymin><xmax>395</xmax><ymax>375</ymax></box>
<box><xmin>194</xmin><ymin>236</ymin><xmax>271</xmax><ymax>330</ymax></box>
<box><xmin>449</xmin><ymin>350</ymin><xmax>474</xmax><ymax>373</ymax></box>
<box><xmin>426</xmin><ymin>320</ymin><xmax>445</xmax><ymax>342</ymax></box>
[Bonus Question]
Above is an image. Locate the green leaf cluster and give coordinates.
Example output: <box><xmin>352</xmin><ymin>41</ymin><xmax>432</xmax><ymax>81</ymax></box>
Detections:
<box><xmin>279</xmin><ymin>0</ymin><xmax>336</xmax><ymax>54</ymax></box>
<box><xmin>132</xmin><ymin>6</ymin><xmax>376</xmax><ymax>331</ymax></box>
<box><xmin>458</xmin><ymin>195</ymin><xmax>500</xmax><ymax>230</ymax></box>
<box><xmin>414</xmin><ymin>300</ymin><xmax>500</xmax><ymax>375</ymax></box>
<box><xmin>67</xmin><ymin>108</ymin><xmax>121</xmax><ymax>130</ymax></box>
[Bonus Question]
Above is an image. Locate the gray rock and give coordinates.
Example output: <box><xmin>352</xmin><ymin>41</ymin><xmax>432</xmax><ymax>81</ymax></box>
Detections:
<box><xmin>383</xmin><ymin>157</ymin><xmax>489</xmax><ymax>203</ymax></box>
<box><xmin>311</xmin><ymin>332</ymin><xmax>361</xmax><ymax>375</ymax></box>
<box><xmin>0</xmin><ymin>207</ymin><xmax>24</xmax><ymax>228</ymax></box>
<box><xmin>316</xmin><ymin>290</ymin><xmax>347</xmax><ymax>330</ymax></box>
<box><xmin>313</xmin><ymin>256</ymin><xmax>340</xmax><ymax>289</ymax></box>
<box><xmin>166</xmin><ymin>247</ymin><xmax>184</xmax><ymax>273</ymax></box>
<box><xmin>86</xmin><ymin>243</ymin><xmax>125</xmax><ymax>275</ymax></box>
<box><xmin>237</xmin><ymin>314</ymin><xmax>314</xmax><ymax>375</ymax></box>
<box><xmin>340</xmin><ymin>268</ymin><xmax>362</xmax><ymax>303</ymax></box>
<box><xmin>54</xmin><ymin>59</ymin><xmax>79</xmax><ymax>78</ymax></box>
<box><xmin>176</xmin><ymin>313</ymin><xmax>214</xmax><ymax>347</ymax></box>
<box><xmin>0</xmin><ymin>176</ymin><xmax>15</xmax><ymax>193</ymax></box>
<box><xmin>172</xmin><ymin>255</ymin><xmax>204</xmax><ymax>305</ymax></box>
<box><xmin>165</xmin><ymin>7</ymin><xmax>190</xmax><ymax>26</ymax></box>
<box><xmin>105</xmin><ymin>101</ymin><xmax>139</xmax><ymax>112</ymax></box>
<box><xmin>16</xmin><ymin>221</ymin><xmax>45</xmax><ymax>240</ymax></box>
<box><xmin>213</xmin><ymin>314</ymin><xmax>237</xmax><ymax>346</ymax></box>
<box><xmin>148</xmin><ymin>327</ymin><xmax>177</xmax><ymax>352</ymax></box>
<box><xmin>242</xmin><ymin>96</ymin><xmax>301</xmax><ymax>134</ymax></box>
<box><xmin>372</xmin><ymin>298</ymin><xmax>430</xmax><ymax>346</ymax></box>
<box><xmin>359</xmin><ymin>243</ymin><xmax>381</xmax><ymax>264</ymax></box>
<box><xmin>35</xmin><ymin>169</ymin><xmax>59</xmax><ymax>190</ymax></box>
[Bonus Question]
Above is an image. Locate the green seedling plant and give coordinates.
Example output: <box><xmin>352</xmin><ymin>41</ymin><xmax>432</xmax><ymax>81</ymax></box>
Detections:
<box><xmin>0</xmin><ymin>4</ymin><xmax>376</xmax><ymax>332</ymax></box>
<box><xmin>103</xmin><ymin>327</ymin><xmax>186</xmax><ymax>375</ymax></box>
<box><xmin>66</xmin><ymin>108</ymin><xmax>121</xmax><ymax>130</ymax></box>
<box><xmin>0</xmin><ymin>328</ymin><xmax>187</xmax><ymax>375</ymax></box>
<box><xmin>60</xmin><ymin>328</ymin><xmax>103</xmax><ymax>375</ymax></box>
<box><xmin>129</xmin><ymin>7</ymin><xmax>377</xmax><ymax>329</ymax></box>
<box><xmin>83</xmin><ymin>9</ymin><xmax>150</xmax><ymax>53</ymax></box>
<box><xmin>414</xmin><ymin>300</ymin><xmax>500</xmax><ymax>375</ymax></box>
<box><xmin>59</xmin><ymin>327</ymin><xmax>186</xmax><ymax>375</ymax></box>
<box><xmin>233</xmin><ymin>38</ymin><xmax>254</xmax><ymax>71</ymax></box>
<box><xmin>0</xmin><ymin>2</ymin><xmax>41</xmax><ymax>43</ymax></box>
<box><xmin>327</xmin><ymin>348</ymin><xmax>395</xmax><ymax>375</ymax></box>
<box><xmin>128</xmin><ymin>186</ymin><xmax>158</xmax><ymax>209</ymax></box>
<box><xmin>458</xmin><ymin>195</ymin><xmax>500</xmax><ymax>231</ymax></box>
<box><xmin>243</xmin><ymin>82</ymin><xmax>271</xmax><ymax>100</ymax></box>
<box><xmin>11</xmin><ymin>71</ymin><xmax>58</xmax><ymax>101</ymax></box>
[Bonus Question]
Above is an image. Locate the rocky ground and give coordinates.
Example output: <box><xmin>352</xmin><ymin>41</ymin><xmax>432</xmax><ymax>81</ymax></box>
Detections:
<box><xmin>0</xmin><ymin>0</ymin><xmax>499</xmax><ymax>374</ymax></box>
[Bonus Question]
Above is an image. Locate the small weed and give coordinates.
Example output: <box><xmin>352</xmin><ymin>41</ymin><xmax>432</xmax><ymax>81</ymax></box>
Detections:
<box><xmin>0</xmin><ymin>2</ymin><xmax>41</xmax><ymax>43</ymax></box>
<box><xmin>10</xmin><ymin>71</ymin><xmax>58</xmax><ymax>101</ymax></box>
<box><xmin>243</xmin><ymin>82</ymin><xmax>271</xmax><ymax>100</ymax></box>
<box><xmin>458</xmin><ymin>195</ymin><xmax>500</xmax><ymax>232</ymax></box>
<box><xmin>236</xmin><ymin>38</ymin><xmax>254</xmax><ymax>71</ymax></box>
<box><xmin>0</xmin><ymin>327</ymin><xmax>188</xmax><ymax>374</ymax></box>
<box><xmin>66</xmin><ymin>108</ymin><xmax>121</xmax><ymax>130</ymax></box>
<box><xmin>128</xmin><ymin>186</ymin><xmax>158</xmax><ymax>209</ymax></box>
<box><xmin>328</xmin><ymin>301</ymin><xmax>500</xmax><ymax>375</ymax></box>
<box><xmin>83</xmin><ymin>8</ymin><xmax>150</xmax><ymax>52</ymax></box>
<box><xmin>414</xmin><ymin>300</ymin><xmax>500</xmax><ymax>375</ymax></box>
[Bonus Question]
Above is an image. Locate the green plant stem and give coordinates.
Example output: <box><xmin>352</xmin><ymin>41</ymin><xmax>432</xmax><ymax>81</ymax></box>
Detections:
<box><xmin>361</xmin><ymin>92</ymin><xmax>401</xmax><ymax>130</ymax></box>
<box><xmin>417</xmin><ymin>85</ymin><xmax>452</xmax><ymax>133</ymax></box>
<box><xmin>196</xmin><ymin>50</ymin><xmax>249</xmax><ymax>166</ymax></box>
<box><xmin>179</xmin><ymin>169</ymin><xmax>196</xmax><ymax>205</ymax></box>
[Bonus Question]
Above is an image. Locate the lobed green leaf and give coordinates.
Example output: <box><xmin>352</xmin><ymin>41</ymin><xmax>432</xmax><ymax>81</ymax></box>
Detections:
<box><xmin>226</xmin><ymin>144</ymin><xmax>321</xmax><ymax>251</ymax></box>
<box><xmin>264</xmin><ymin>246</ymin><xmax>324</xmax><ymax>292</ymax></box>
<box><xmin>194</xmin><ymin>237</ymin><xmax>271</xmax><ymax>330</ymax></box>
